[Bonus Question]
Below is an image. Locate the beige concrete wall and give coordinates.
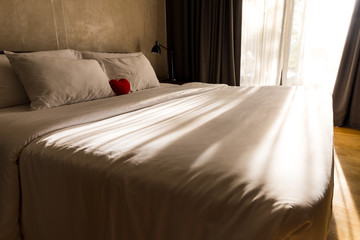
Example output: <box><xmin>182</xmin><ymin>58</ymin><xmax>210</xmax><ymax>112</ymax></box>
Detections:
<box><xmin>0</xmin><ymin>0</ymin><xmax>168</xmax><ymax>78</ymax></box>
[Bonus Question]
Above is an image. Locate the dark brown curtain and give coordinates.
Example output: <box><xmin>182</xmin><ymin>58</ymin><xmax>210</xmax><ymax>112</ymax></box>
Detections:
<box><xmin>333</xmin><ymin>0</ymin><xmax>360</xmax><ymax>130</ymax></box>
<box><xmin>166</xmin><ymin>0</ymin><xmax>242</xmax><ymax>86</ymax></box>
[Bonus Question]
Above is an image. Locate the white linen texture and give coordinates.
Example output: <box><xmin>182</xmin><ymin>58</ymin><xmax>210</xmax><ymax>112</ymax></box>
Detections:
<box><xmin>6</xmin><ymin>54</ymin><xmax>114</xmax><ymax>110</ymax></box>
<box><xmin>0</xmin><ymin>83</ymin><xmax>334</xmax><ymax>240</ymax></box>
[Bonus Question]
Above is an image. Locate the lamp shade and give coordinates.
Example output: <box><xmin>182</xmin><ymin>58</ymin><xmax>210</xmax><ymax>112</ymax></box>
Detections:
<box><xmin>151</xmin><ymin>41</ymin><xmax>161</xmax><ymax>54</ymax></box>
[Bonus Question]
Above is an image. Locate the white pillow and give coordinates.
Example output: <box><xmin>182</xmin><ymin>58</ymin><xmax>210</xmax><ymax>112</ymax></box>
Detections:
<box><xmin>0</xmin><ymin>55</ymin><xmax>29</xmax><ymax>108</ymax></box>
<box><xmin>0</xmin><ymin>49</ymin><xmax>81</xmax><ymax>108</ymax></box>
<box><xmin>6</xmin><ymin>54</ymin><xmax>114</xmax><ymax>110</ymax></box>
<box><xmin>99</xmin><ymin>54</ymin><xmax>160</xmax><ymax>92</ymax></box>
<box><xmin>81</xmin><ymin>51</ymin><xmax>142</xmax><ymax>59</ymax></box>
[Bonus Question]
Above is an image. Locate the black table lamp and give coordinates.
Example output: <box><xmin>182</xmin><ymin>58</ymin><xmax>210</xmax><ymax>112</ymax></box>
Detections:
<box><xmin>151</xmin><ymin>41</ymin><xmax>175</xmax><ymax>82</ymax></box>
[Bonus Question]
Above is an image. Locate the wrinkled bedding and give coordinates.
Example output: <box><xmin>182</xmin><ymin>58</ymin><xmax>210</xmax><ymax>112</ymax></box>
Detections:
<box><xmin>0</xmin><ymin>83</ymin><xmax>333</xmax><ymax>240</ymax></box>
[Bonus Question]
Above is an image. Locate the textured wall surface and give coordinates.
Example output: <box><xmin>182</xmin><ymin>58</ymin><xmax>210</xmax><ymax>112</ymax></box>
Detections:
<box><xmin>0</xmin><ymin>0</ymin><xmax>168</xmax><ymax>78</ymax></box>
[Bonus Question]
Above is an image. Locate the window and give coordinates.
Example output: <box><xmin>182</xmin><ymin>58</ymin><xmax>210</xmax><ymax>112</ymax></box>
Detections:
<box><xmin>241</xmin><ymin>0</ymin><xmax>355</xmax><ymax>91</ymax></box>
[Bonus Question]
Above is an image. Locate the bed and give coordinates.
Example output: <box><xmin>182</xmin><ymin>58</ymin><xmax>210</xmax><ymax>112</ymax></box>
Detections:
<box><xmin>0</xmin><ymin>50</ymin><xmax>334</xmax><ymax>240</ymax></box>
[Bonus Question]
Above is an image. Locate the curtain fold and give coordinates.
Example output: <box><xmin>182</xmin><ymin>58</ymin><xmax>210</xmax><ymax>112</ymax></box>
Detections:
<box><xmin>240</xmin><ymin>0</ymin><xmax>354</xmax><ymax>88</ymax></box>
<box><xmin>240</xmin><ymin>0</ymin><xmax>286</xmax><ymax>86</ymax></box>
<box><xmin>333</xmin><ymin>0</ymin><xmax>360</xmax><ymax>130</ymax></box>
<box><xmin>166</xmin><ymin>0</ymin><xmax>242</xmax><ymax>86</ymax></box>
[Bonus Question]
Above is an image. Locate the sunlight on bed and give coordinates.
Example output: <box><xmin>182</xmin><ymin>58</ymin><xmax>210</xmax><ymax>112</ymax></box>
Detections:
<box><xmin>333</xmin><ymin>151</ymin><xmax>360</xmax><ymax>240</ymax></box>
<box><xmin>38</xmin><ymin>86</ymin><xmax>333</xmax><ymax>210</ymax></box>
<box><xmin>229</xmin><ymin>87</ymin><xmax>331</xmax><ymax>206</ymax></box>
<box><xmin>22</xmin><ymin>85</ymin><xmax>333</xmax><ymax>239</ymax></box>
<box><xmin>41</xmin><ymin>87</ymin><xmax>258</xmax><ymax>163</ymax></box>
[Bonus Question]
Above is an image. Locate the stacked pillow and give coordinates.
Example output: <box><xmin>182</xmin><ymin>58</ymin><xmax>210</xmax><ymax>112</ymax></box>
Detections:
<box><xmin>0</xmin><ymin>54</ymin><xmax>29</xmax><ymax>108</ymax></box>
<box><xmin>81</xmin><ymin>51</ymin><xmax>160</xmax><ymax>92</ymax></box>
<box><xmin>0</xmin><ymin>49</ymin><xmax>160</xmax><ymax>110</ymax></box>
<box><xmin>0</xmin><ymin>49</ymin><xmax>81</xmax><ymax>109</ymax></box>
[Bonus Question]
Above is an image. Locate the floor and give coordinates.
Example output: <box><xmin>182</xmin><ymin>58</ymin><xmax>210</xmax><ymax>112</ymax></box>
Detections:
<box><xmin>327</xmin><ymin>127</ymin><xmax>360</xmax><ymax>240</ymax></box>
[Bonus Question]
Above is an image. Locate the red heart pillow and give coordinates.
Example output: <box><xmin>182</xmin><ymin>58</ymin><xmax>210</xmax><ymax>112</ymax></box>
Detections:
<box><xmin>109</xmin><ymin>78</ymin><xmax>131</xmax><ymax>95</ymax></box>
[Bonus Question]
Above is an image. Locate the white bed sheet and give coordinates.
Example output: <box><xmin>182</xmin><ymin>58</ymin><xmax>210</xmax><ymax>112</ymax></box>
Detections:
<box><xmin>0</xmin><ymin>83</ymin><xmax>333</xmax><ymax>240</ymax></box>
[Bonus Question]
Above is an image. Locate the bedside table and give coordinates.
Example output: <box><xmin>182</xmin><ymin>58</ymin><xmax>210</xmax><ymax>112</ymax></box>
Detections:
<box><xmin>159</xmin><ymin>79</ymin><xmax>187</xmax><ymax>85</ymax></box>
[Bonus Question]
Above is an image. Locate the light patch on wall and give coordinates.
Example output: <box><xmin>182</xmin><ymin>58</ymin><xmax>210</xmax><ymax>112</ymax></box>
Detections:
<box><xmin>14</xmin><ymin>0</ymin><xmax>25</xmax><ymax>48</ymax></box>
<box><xmin>61</xmin><ymin>0</ymin><xmax>69</xmax><ymax>48</ymax></box>
<box><xmin>50</xmin><ymin>0</ymin><xmax>60</xmax><ymax>49</ymax></box>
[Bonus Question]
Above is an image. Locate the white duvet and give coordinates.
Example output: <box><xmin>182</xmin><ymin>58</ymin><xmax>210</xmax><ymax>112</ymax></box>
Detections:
<box><xmin>0</xmin><ymin>83</ymin><xmax>333</xmax><ymax>240</ymax></box>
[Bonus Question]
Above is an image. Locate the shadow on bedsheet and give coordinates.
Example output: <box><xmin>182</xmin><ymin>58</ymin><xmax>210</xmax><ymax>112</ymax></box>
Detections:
<box><xmin>19</xmin><ymin>87</ymin><xmax>335</xmax><ymax>239</ymax></box>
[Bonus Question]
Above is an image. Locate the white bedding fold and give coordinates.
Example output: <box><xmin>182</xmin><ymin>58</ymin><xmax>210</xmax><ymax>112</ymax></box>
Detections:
<box><xmin>0</xmin><ymin>83</ymin><xmax>226</xmax><ymax>240</ymax></box>
<box><xmin>1</xmin><ymin>84</ymin><xmax>334</xmax><ymax>240</ymax></box>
